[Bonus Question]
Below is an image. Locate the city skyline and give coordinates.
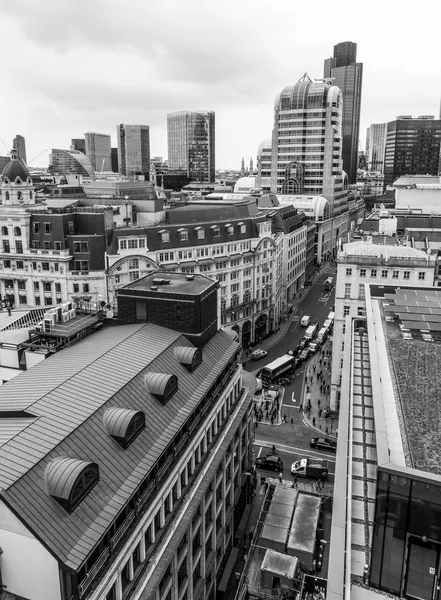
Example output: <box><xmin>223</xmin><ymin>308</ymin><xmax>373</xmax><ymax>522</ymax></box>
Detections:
<box><xmin>0</xmin><ymin>0</ymin><xmax>440</xmax><ymax>170</ymax></box>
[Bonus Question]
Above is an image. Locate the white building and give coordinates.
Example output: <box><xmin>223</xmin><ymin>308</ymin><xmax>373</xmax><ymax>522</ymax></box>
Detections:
<box><xmin>330</xmin><ymin>240</ymin><xmax>437</xmax><ymax>411</ymax></box>
<box><xmin>393</xmin><ymin>175</ymin><xmax>441</xmax><ymax>212</ymax></box>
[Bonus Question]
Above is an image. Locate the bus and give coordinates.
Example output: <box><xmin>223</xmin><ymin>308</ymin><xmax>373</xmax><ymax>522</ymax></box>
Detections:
<box><xmin>257</xmin><ymin>354</ymin><xmax>296</xmax><ymax>385</ymax></box>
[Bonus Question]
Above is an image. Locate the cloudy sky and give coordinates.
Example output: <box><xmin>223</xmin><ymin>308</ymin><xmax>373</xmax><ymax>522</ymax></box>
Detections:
<box><xmin>1</xmin><ymin>0</ymin><xmax>440</xmax><ymax>170</ymax></box>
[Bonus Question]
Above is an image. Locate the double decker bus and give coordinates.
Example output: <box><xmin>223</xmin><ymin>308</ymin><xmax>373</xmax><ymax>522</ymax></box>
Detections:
<box><xmin>257</xmin><ymin>354</ymin><xmax>296</xmax><ymax>385</ymax></box>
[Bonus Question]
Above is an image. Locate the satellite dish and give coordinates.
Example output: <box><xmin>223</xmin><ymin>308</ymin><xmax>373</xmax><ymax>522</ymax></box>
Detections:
<box><xmin>106</xmin><ymin>310</ymin><xmax>114</xmax><ymax>319</ymax></box>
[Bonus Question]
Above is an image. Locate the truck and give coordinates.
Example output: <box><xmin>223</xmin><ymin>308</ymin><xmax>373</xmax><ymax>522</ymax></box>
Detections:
<box><xmin>324</xmin><ymin>277</ymin><xmax>334</xmax><ymax>290</ymax></box>
<box><xmin>290</xmin><ymin>458</ymin><xmax>328</xmax><ymax>480</ymax></box>
<box><xmin>304</xmin><ymin>323</ymin><xmax>319</xmax><ymax>340</ymax></box>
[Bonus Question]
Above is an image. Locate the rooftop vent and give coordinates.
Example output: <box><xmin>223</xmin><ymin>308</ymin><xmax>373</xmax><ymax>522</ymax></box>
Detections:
<box><xmin>150</xmin><ymin>285</ymin><xmax>158</xmax><ymax>291</ymax></box>
<box><xmin>186</xmin><ymin>274</ymin><xmax>195</xmax><ymax>281</ymax></box>
<box><xmin>152</xmin><ymin>278</ymin><xmax>171</xmax><ymax>285</ymax></box>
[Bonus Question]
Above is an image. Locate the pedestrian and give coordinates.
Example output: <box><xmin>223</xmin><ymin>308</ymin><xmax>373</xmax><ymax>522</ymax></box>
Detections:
<box><xmin>270</xmin><ymin>415</ymin><xmax>274</xmax><ymax>425</ymax></box>
<box><xmin>312</xmin><ymin>417</ymin><xmax>316</xmax><ymax>426</ymax></box>
<box><xmin>283</xmin><ymin>413</ymin><xmax>287</xmax><ymax>423</ymax></box>
<box><xmin>290</xmin><ymin>414</ymin><xmax>294</xmax><ymax>426</ymax></box>
<box><xmin>248</xmin><ymin>530</ymin><xmax>253</xmax><ymax>544</ymax></box>
<box><xmin>244</xmin><ymin>553</ymin><xmax>248</xmax><ymax>562</ymax></box>
<box><xmin>325</xmin><ymin>426</ymin><xmax>329</xmax><ymax>434</ymax></box>
<box><xmin>235</xmin><ymin>571</ymin><xmax>241</xmax><ymax>582</ymax></box>
<box><xmin>327</xmin><ymin>384</ymin><xmax>330</xmax><ymax>391</ymax></box>
<box><xmin>279</xmin><ymin>471</ymin><xmax>283</xmax><ymax>483</ymax></box>
<box><xmin>292</xmin><ymin>474</ymin><xmax>298</xmax><ymax>489</ymax></box>
<box><xmin>318</xmin><ymin>408</ymin><xmax>322</xmax><ymax>418</ymax></box>
<box><xmin>266</xmin><ymin>411</ymin><xmax>269</xmax><ymax>421</ymax></box>
<box><xmin>313</xmin><ymin>364</ymin><xmax>316</xmax><ymax>372</ymax></box>
<box><xmin>318</xmin><ymin>399</ymin><xmax>321</xmax><ymax>407</ymax></box>
<box><xmin>306</xmin><ymin>385</ymin><xmax>310</xmax><ymax>393</ymax></box>
<box><xmin>243</xmin><ymin>543</ymin><xmax>247</xmax><ymax>554</ymax></box>
<box><xmin>319</xmin><ymin>359</ymin><xmax>322</xmax><ymax>366</ymax></box>
<box><xmin>316</xmin><ymin>373</ymin><xmax>320</xmax><ymax>381</ymax></box>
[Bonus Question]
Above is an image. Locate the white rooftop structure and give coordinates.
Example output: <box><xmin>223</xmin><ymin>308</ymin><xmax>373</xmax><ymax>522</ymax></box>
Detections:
<box><xmin>277</xmin><ymin>194</ymin><xmax>330</xmax><ymax>221</ymax></box>
<box><xmin>341</xmin><ymin>241</ymin><xmax>431</xmax><ymax>260</ymax></box>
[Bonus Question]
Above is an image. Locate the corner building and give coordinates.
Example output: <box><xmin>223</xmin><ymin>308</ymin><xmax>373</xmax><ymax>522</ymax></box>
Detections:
<box><xmin>270</xmin><ymin>74</ymin><xmax>348</xmax><ymax>217</ymax></box>
<box><xmin>0</xmin><ymin>273</ymin><xmax>256</xmax><ymax>600</ymax></box>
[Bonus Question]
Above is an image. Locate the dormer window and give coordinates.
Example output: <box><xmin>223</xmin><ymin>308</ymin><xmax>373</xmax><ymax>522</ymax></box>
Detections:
<box><xmin>103</xmin><ymin>408</ymin><xmax>145</xmax><ymax>449</ymax></box>
<box><xmin>160</xmin><ymin>230</ymin><xmax>170</xmax><ymax>243</ymax></box>
<box><xmin>46</xmin><ymin>457</ymin><xmax>99</xmax><ymax>513</ymax></box>
<box><xmin>179</xmin><ymin>229</ymin><xmax>189</xmax><ymax>241</ymax></box>
<box><xmin>144</xmin><ymin>372</ymin><xmax>178</xmax><ymax>405</ymax></box>
<box><xmin>196</xmin><ymin>228</ymin><xmax>205</xmax><ymax>239</ymax></box>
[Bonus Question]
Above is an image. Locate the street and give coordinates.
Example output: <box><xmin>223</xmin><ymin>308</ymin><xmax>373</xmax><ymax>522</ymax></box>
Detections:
<box><xmin>252</xmin><ymin>264</ymin><xmax>337</xmax><ymax>473</ymax></box>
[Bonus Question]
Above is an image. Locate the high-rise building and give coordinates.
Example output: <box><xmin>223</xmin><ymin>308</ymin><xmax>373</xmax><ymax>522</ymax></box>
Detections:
<box><xmin>13</xmin><ymin>134</ymin><xmax>27</xmax><ymax>164</ymax></box>
<box><xmin>71</xmin><ymin>138</ymin><xmax>86</xmax><ymax>153</ymax></box>
<box><xmin>365</xmin><ymin>123</ymin><xmax>387</xmax><ymax>173</ymax></box>
<box><xmin>117</xmin><ymin>124</ymin><xmax>150</xmax><ymax>177</ymax></box>
<box><xmin>324</xmin><ymin>41</ymin><xmax>363</xmax><ymax>184</ymax></box>
<box><xmin>384</xmin><ymin>115</ymin><xmax>441</xmax><ymax>187</ymax></box>
<box><xmin>270</xmin><ymin>74</ymin><xmax>347</xmax><ymax>216</ymax></box>
<box><xmin>49</xmin><ymin>148</ymin><xmax>95</xmax><ymax>178</ymax></box>
<box><xmin>111</xmin><ymin>147</ymin><xmax>118</xmax><ymax>173</ymax></box>
<box><xmin>167</xmin><ymin>111</ymin><xmax>215</xmax><ymax>182</ymax></box>
<box><xmin>84</xmin><ymin>132</ymin><xmax>112</xmax><ymax>172</ymax></box>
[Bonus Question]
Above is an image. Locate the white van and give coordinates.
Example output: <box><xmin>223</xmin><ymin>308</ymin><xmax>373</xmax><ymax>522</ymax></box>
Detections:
<box><xmin>301</xmin><ymin>315</ymin><xmax>311</xmax><ymax>327</ymax></box>
<box><xmin>304</xmin><ymin>323</ymin><xmax>319</xmax><ymax>340</ymax></box>
<box><xmin>317</xmin><ymin>326</ymin><xmax>328</xmax><ymax>342</ymax></box>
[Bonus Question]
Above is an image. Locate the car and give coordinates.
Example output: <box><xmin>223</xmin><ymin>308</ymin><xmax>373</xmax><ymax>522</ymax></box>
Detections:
<box><xmin>301</xmin><ymin>315</ymin><xmax>311</xmax><ymax>327</ymax></box>
<box><xmin>297</xmin><ymin>338</ymin><xmax>308</xmax><ymax>353</ymax></box>
<box><xmin>251</xmin><ymin>349</ymin><xmax>267</xmax><ymax>360</ymax></box>
<box><xmin>310</xmin><ymin>437</ymin><xmax>337</xmax><ymax>452</ymax></box>
<box><xmin>308</xmin><ymin>341</ymin><xmax>321</xmax><ymax>354</ymax></box>
<box><xmin>255</xmin><ymin>455</ymin><xmax>284</xmax><ymax>472</ymax></box>
<box><xmin>298</xmin><ymin>348</ymin><xmax>310</xmax><ymax>362</ymax></box>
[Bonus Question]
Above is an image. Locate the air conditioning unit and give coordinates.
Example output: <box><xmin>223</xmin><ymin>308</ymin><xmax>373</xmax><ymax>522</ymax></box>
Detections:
<box><xmin>69</xmin><ymin>309</ymin><xmax>76</xmax><ymax>319</ymax></box>
<box><xmin>62</xmin><ymin>313</ymin><xmax>70</xmax><ymax>323</ymax></box>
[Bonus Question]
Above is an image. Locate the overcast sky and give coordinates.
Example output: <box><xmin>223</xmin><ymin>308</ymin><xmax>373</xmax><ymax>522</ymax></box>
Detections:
<box><xmin>1</xmin><ymin>0</ymin><xmax>440</xmax><ymax>170</ymax></box>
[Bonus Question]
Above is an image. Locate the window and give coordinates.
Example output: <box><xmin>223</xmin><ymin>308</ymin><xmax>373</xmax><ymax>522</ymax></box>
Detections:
<box><xmin>240</xmin><ymin>224</ymin><xmax>246</xmax><ymax>234</ymax></box>
<box><xmin>161</xmin><ymin>231</ymin><xmax>170</xmax><ymax>243</ymax></box>
<box><xmin>418</xmin><ymin>272</ymin><xmax>426</xmax><ymax>280</ymax></box>
<box><xmin>119</xmin><ymin>239</ymin><xmax>127</xmax><ymax>250</ymax></box>
<box><xmin>197</xmin><ymin>228</ymin><xmax>205</xmax><ymax>239</ymax></box>
<box><xmin>3</xmin><ymin>240</ymin><xmax>10</xmax><ymax>253</ymax></box>
<box><xmin>42</xmin><ymin>262</ymin><xmax>50</xmax><ymax>271</ymax></box>
<box><xmin>359</xmin><ymin>284</ymin><xmax>365</xmax><ymax>299</ymax></box>
<box><xmin>43</xmin><ymin>282</ymin><xmax>52</xmax><ymax>292</ymax></box>
<box><xmin>381</xmin><ymin>270</ymin><xmax>388</xmax><ymax>278</ymax></box>
<box><xmin>44</xmin><ymin>296</ymin><xmax>52</xmax><ymax>306</ymax></box>
<box><xmin>16</xmin><ymin>260</ymin><xmax>23</xmax><ymax>269</ymax></box>
<box><xmin>68</xmin><ymin>465</ymin><xmax>99</xmax><ymax>513</ymax></box>
<box><xmin>227</xmin><ymin>226</ymin><xmax>234</xmax><ymax>235</ymax></box>
<box><xmin>35</xmin><ymin>295</ymin><xmax>41</xmax><ymax>305</ymax></box>
<box><xmin>346</xmin><ymin>268</ymin><xmax>352</xmax><ymax>276</ymax></box>
<box><xmin>17</xmin><ymin>280</ymin><xmax>26</xmax><ymax>290</ymax></box>
<box><xmin>179</xmin><ymin>230</ymin><xmax>189</xmax><ymax>241</ymax></box>
<box><xmin>55</xmin><ymin>283</ymin><xmax>61</xmax><ymax>293</ymax></box>
<box><xmin>139</xmin><ymin>238</ymin><xmax>145</xmax><ymax>248</ymax></box>
<box><xmin>54</xmin><ymin>242</ymin><xmax>62</xmax><ymax>251</ymax></box>
<box><xmin>344</xmin><ymin>283</ymin><xmax>351</xmax><ymax>298</ymax></box>
<box><xmin>43</xmin><ymin>241</ymin><xmax>51</xmax><ymax>250</ymax></box>
<box><xmin>73</xmin><ymin>284</ymin><xmax>80</xmax><ymax>293</ymax></box>
<box><xmin>34</xmin><ymin>281</ymin><xmax>39</xmax><ymax>291</ymax></box>
<box><xmin>73</xmin><ymin>261</ymin><xmax>89</xmax><ymax>272</ymax></box>
<box><xmin>4</xmin><ymin>259</ymin><xmax>11</xmax><ymax>268</ymax></box>
<box><xmin>392</xmin><ymin>270</ymin><xmax>399</xmax><ymax>279</ymax></box>
<box><xmin>73</xmin><ymin>242</ymin><xmax>89</xmax><ymax>253</ymax></box>
<box><xmin>129</xmin><ymin>271</ymin><xmax>140</xmax><ymax>282</ymax></box>
<box><xmin>33</xmin><ymin>241</ymin><xmax>40</xmax><ymax>249</ymax></box>
<box><xmin>83</xmin><ymin>284</ymin><xmax>89</xmax><ymax>293</ymax></box>
<box><xmin>403</xmin><ymin>271</ymin><xmax>410</xmax><ymax>280</ymax></box>
<box><xmin>360</xmin><ymin>268</ymin><xmax>366</xmax><ymax>277</ymax></box>
<box><xmin>68</xmin><ymin>221</ymin><xmax>75</xmax><ymax>234</ymax></box>
<box><xmin>128</xmin><ymin>239</ymin><xmax>138</xmax><ymax>249</ymax></box>
<box><xmin>19</xmin><ymin>294</ymin><xmax>27</xmax><ymax>305</ymax></box>
<box><xmin>343</xmin><ymin>305</ymin><xmax>350</xmax><ymax>316</ymax></box>
<box><xmin>44</xmin><ymin>222</ymin><xmax>51</xmax><ymax>234</ymax></box>
<box><xmin>213</xmin><ymin>228</ymin><xmax>220</xmax><ymax>238</ymax></box>
<box><xmin>1</xmin><ymin>226</ymin><xmax>8</xmax><ymax>235</ymax></box>
<box><xmin>14</xmin><ymin>227</ymin><xmax>21</xmax><ymax>236</ymax></box>
<box><xmin>371</xmin><ymin>269</ymin><xmax>377</xmax><ymax>277</ymax></box>
<box><xmin>128</xmin><ymin>258</ymin><xmax>139</xmax><ymax>270</ymax></box>
<box><xmin>231</xmin><ymin>284</ymin><xmax>239</xmax><ymax>293</ymax></box>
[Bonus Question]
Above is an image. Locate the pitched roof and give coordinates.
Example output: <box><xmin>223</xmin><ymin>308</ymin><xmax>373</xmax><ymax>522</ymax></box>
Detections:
<box><xmin>0</xmin><ymin>323</ymin><xmax>239</xmax><ymax>569</ymax></box>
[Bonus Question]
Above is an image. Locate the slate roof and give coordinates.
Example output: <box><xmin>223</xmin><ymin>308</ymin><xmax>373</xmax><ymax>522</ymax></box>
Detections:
<box><xmin>0</xmin><ymin>323</ymin><xmax>239</xmax><ymax>570</ymax></box>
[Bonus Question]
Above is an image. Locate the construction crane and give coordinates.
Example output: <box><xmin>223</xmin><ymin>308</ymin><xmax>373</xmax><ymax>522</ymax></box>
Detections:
<box><xmin>0</xmin><ymin>137</ymin><xmax>10</xmax><ymax>154</ymax></box>
<box><xmin>28</xmin><ymin>149</ymin><xmax>48</xmax><ymax>166</ymax></box>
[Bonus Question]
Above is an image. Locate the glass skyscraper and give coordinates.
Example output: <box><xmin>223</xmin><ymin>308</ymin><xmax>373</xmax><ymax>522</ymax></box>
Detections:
<box><xmin>117</xmin><ymin>124</ymin><xmax>150</xmax><ymax>177</ymax></box>
<box><xmin>366</xmin><ymin>123</ymin><xmax>388</xmax><ymax>173</ymax></box>
<box><xmin>84</xmin><ymin>132</ymin><xmax>112</xmax><ymax>172</ymax></box>
<box><xmin>324</xmin><ymin>41</ymin><xmax>363</xmax><ymax>184</ymax></box>
<box><xmin>167</xmin><ymin>111</ymin><xmax>215</xmax><ymax>183</ymax></box>
<box><xmin>384</xmin><ymin>116</ymin><xmax>441</xmax><ymax>187</ymax></box>
<box><xmin>270</xmin><ymin>74</ymin><xmax>347</xmax><ymax>216</ymax></box>
<box><xmin>49</xmin><ymin>149</ymin><xmax>95</xmax><ymax>178</ymax></box>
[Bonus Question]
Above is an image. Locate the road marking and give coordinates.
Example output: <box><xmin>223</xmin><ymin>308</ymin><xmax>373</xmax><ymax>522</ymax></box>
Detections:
<box><xmin>257</xmin><ymin>447</ymin><xmax>263</xmax><ymax>458</ymax></box>
<box><xmin>291</xmin><ymin>392</ymin><xmax>296</xmax><ymax>403</ymax></box>
<box><xmin>255</xmin><ymin>439</ymin><xmax>336</xmax><ymax>463</ymax></box>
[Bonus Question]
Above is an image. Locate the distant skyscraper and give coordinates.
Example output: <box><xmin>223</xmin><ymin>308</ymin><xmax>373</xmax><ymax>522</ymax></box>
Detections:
<box><xmin>365</xmin><ymin>123</ymin><xmax>387</xmax><ymax>173</ymax></box>
<box><xmin>384</xmin><ymin>115</ymin><xmax>441</xmax><ymax>187</ymax></box>
<box><xmin>111</xmin><ymin>147</ymin><xmax>119</xmax><ymax>173</ymax></box>
<box><xmin>167</xmin><ymin>111</ymin><xmax>215</xmax><ymax>182</ymax></box>
<box><xmin>50</xmin><ymin>149</ymin><xmax>95</xmax><ymax>178</ymax></box>
<box><xmin>270</xmin><ymin>74</ymin><xmax>347</xmax><ymax>216</ymax></box>
<box><xmin>71</xmin><ymin>138</ymin><xmax>86</xmax><ymax>154</ymax></box>
<box><xmin>13</xmin><ymin>134</ymin><xmax>27</xmax><ymax>164</ymax></box>
<box><xmin>117</xmin><ymin>124</ymin><xmax>150</xmax><ymax>177</ymax></box>
<box><xmin>324</xmin><ymin>41</ymin><xmax>363</xmax><ymax>184</ymax></box>
<box><xmin>84</xmin><ymin>132</ymin><xmax>111</xmax><ymax>172</ymax></box>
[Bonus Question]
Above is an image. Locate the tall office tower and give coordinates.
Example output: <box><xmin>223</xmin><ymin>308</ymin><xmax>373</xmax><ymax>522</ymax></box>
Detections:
<box><xmin>384</xmin><ymin>115</ymin><xmax>441</xmax><ymax>187</ymax></box>
<box><xmin>167</xmin><ymin>111</ymin><xmax>215</xmax><ymax>182</ymax></box>
<box><xmin>117</xmin><ymin>124</ymin><xmax>150</xmax><ymax>177</ymax></box>
<box><xmin>84</xmin><ymin>132</ymin><xmax>112</xmax><ymax>172</ymax></box>
<box><xmin>71</xmin><ymin>138</ymin><xmax>86</xmax><ymax>153</ymax></box>
<box><xmin>324</xmin><ymin>41</ymin><xmax>363</xmax><ymax>184</ymax></box>
<box><xmin>13</xmin><ymin>134</ymin><xmax>27</xmax><ymax>164</ymax></box>
<box><xmin>365</xmin><ymin>123</ymin><xmax>387</xmax><ymax>173</ymax></box>
<box><xmin>270</xmin><ymin>74</ymin><xmax>347</xmax><ymax>216</ymax></box>
<box><xmin>111</xmin><ymin>147</ymin><xmax>118</xmax><ymax>173</ymax></box>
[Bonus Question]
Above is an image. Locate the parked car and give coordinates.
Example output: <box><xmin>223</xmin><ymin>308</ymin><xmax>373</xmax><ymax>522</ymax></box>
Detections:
<box><xmin>308</xmin><ymin>340</ymin><xmax>321</xmax><ymax>354</ymax></box>
<box><xmin>301</xmin><ymin>315</ymin><xmax>311</xmax><ymax>327</ymax></box>
<box><xmin>298</xmin><ymin>348</ymin><xmax>311</xmax><ymax>362</ymax></box>
<box><xmin>310</xmin><ymin>437</ymin><xmax>337</xmax><ymax>452</ymax></box>
<box><xmin>255</xmin><ymin>455</ymin><xmax>284</xmax><ymax>472</ymax></box>
<box><xmin>251</xmin><ymin>349</ymin><xmax>267</xmax><ymax>360</ymax></box>
<box><xmin>297</xmin><ymin>338</ymin><xmax>309</xmax><ymax>353</ymax></box>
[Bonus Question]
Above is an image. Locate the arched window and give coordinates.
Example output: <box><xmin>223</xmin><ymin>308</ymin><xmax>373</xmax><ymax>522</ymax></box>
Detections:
<box><xmin>14</xmin><ymin>227</ymin><xmax>21</xmax><ymax>237</ymax></box>
<box><xmin>103</xmin><ymin>408</ymin><xmax>146</xmax><ymax>449</ymax></box>
<box><xmin>29</xmin><ymin>191</ymin><xmax>33</xmax><ymax>200</ymax></box>
<box><xmin>17</xmin><ymin>191</ymin><xmax>22</xmax><ymax>201</ymax></box>
<box><xmin>69</xmin><ymin>465</ymin><xmax>100</xmax><ymax>511</ymax></box>
<box><xmin>1</xmin><ymin>226</ymin><xmax>8</xmax><ymax>236</ymax></box>
<box><xmin>5</xmin><ymin>192</ymin><xmax>9</xmax><ymax>201</ymax></box>
<box><xmin>243</xmin><ymin>290</ymin><xmax>251</xmax><ymax>304</ymax></box>
<box><xmin>231</xmin><ymin>294</ymin><xmax>239</xmax><ymax>308</ymax></box>
<box><xmin>46</xmin><ymin>458</ymin><xmax>99</xmax><ymax>513</ymax></box>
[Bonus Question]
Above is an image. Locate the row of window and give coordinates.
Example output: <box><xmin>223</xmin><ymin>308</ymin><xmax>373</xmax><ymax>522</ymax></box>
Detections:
<box><xmin>159</xmin><ymin>223</ymin><xmax>248</xmax><ymax>244</ymax></box>
<box><xmin>347</xmin><ymin>267</ymin><xmax>426</xmax><ymax>280</ymax></box>
<box><xmin>119</xmin><ymin>238</ymin><xmax>146</xmax><ymax>251</ymax></box>
<box><xmin>1</xmin><ymin>226</ymin><xmax>21</xmax><ymax>236</ymax></box>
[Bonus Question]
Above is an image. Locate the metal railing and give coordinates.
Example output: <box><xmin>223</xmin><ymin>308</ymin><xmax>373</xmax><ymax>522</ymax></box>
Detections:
<box><xmin>78</xmin><ymin>547</ymin><xmax>110</xmax><ymax>596</ymax></box>
<box><xmin>110</xmin><ymin>510</ymin><xmax>135</xmax><ymax>550</ymax></box>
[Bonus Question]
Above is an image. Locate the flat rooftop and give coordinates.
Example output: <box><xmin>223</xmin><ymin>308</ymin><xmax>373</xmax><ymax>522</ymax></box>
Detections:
<box><xmin>380</xmin><ymin>288</ymin><xmax>441</xmax><ymax>475</ymax></box>
<box><xmin>120</xmin><ymin>271</ymin><xmax>216</xmax><ymax>295</ymax></box>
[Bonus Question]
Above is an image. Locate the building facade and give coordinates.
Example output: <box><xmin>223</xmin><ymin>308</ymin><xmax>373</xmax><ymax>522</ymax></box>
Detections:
<box><xmin>12</xmin><ymin>134</ymin><xmax>27</xmax><ymax>164</ymax></box>
<box><xmin>329</xmin><ymin>239</ymin><xmax>436</xmax><ymax>412</ymax></box>
<box><xmin>0</xmin><ymin>286</ymin><xmax>256</xmax><ymax>600</ymax></box>
<box><xmin>71</xmin><ymin>138</ymin><xmax>86</xmax><ymax>154</ymax></box>
<box><xmin>270</xmin><ymin>74</ymin><xmax>348</xmax><ymax>217</ymax></box>
<box><xmin>167</xmin><ymin>111</ymin><xmax>215</xmax><ymax>183</ymax></box>
<box><xmin>384</xmin><ymin>116</ymin><xmax>441</xmax><ymax>188</ymax></box>
<box><xmin>366</xmin><ymin>122</ymin><xmax>387</xmax><ymax>173</ymax></box>
<box><xmin>117</xmin><ymin>124</ymin><xmax>150</xmax><ymax>178</ymax></box>
<box><xmin>84</xmin><ymin>132</ymin><xmax>112</xmax><ymax>172</ymax></box>
<box><xmin>49</xmin><ymin>149</ymin><xmax>95</xmax><ymax>178</ymax></box>
<box><xmin>323</xmin><ymin>41</ymin><xmax>363</xmax><ymax>184</ymax></box>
